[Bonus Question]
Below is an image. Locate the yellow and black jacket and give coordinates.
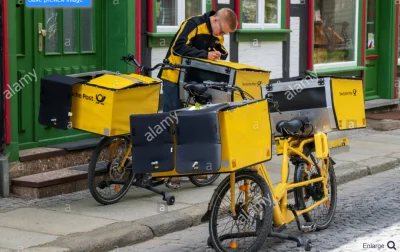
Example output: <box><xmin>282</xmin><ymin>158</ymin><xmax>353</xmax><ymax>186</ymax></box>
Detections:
<box><xmin>158</xmin><ymin>11</ymin><xmax>229</xmax><ymax>83</ymax></box>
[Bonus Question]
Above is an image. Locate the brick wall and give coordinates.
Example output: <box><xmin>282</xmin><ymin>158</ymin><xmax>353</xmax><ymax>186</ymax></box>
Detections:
<box><xmin>238</xmin><ymin>41</ymin><xmax>283</xmax><ymax>79</ymax></box>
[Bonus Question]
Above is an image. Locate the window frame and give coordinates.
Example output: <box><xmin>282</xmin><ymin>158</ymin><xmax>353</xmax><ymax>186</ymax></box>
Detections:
<box><xmin>313</xmin><ymin>0</ymin><xmax>359</xmax><ymax>70</ymax></box>
<box><xmin>156</xmin><ymin>0</ymin><xmax>207</xmax><ymax>33</ymax></box>
<box><xmin>241</xmin><ymin>0</ymin><xmax>282</xmax><ymax>30</ymax></box>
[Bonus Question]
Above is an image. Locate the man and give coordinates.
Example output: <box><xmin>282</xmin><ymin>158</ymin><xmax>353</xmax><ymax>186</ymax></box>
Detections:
<box><xmin>158</xmin><ymin>8</ymin><xmax>238</xmax><ymax>188</ymax></box>
<box><xmin>158</xmin><ymin>7</ymin><xmax>238</xmax><ymax>112</ymax></box>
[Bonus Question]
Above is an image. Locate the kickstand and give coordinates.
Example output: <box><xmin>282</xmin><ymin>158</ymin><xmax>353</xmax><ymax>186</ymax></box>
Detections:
<box><xmin>288</xmin><ymin>204</ymin><xmax>302</xmax><ymax>231</ymax></box>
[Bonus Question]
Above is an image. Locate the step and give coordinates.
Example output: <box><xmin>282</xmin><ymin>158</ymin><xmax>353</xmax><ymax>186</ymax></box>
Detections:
<box><xmin>10</xmin><ymin>164</ymin><xmax>108</xmax><ymax>199</ymax></box>
<box><xmin>365</xmin><ymin>99</ymin><xmax>400</xmax><ymax>112</ymax></box>
<box><xmin>9</xmin><ymin>138</ymin><xmax>102</xmax><ymax>179</ymax></box>
<box><xmin>366</xmin><ymin>110</ymin><xmax>400</xmax><ymax>131</ymax></box>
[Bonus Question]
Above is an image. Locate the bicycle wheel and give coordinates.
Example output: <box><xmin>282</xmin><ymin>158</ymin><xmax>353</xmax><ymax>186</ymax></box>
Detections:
<box><xmin>189</xmin><ymin>174</ymin><xmax>220</xmax><ymax>187</ymax></box>
<box><xmin>293</xmin><ymin>145</ymin><xmax>337</xmax><ymax>230</ymax></box>
<box><xmin>208</xmin><ymin>170</ymin><xmax>273</xmax><ymax>252</ymax></box>
<box><xmin>88</xmin><ymin>135</ymin><xmax>135</xmax><ymax>205</ymax></box>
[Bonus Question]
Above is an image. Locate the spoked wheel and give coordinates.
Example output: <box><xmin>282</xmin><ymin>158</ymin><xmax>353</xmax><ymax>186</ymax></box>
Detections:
<box><xmin>209</xmin><ymin>170</ymin><xmax>273</xmax><ymax>252</ymax></box>
<box><xmin>88</xmin><ymin>135</ymin><xmax>134</xmax><ymax>205</ymax></box>
<box><xmin>189</xmin><ymin>174</ymin><xmax>220</xmax><ymax>187</ymax></box>
<box><xmin>294</xmin><ymin>146</ymin><xmax>337</xmax><ymax>230</ymax></box>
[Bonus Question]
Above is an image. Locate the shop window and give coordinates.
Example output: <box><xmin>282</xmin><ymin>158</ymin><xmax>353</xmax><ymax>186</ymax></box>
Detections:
<box><xmin>242</xmin><ymin>0</ymin><xmax>281</xmax><ymax>29</ymax></box>
<box><xmin>313</xmin><ymin>0</ymin><xmax>358</xmax><ymax>68</ymax></box>
<box><xmin>366</xmin><ymin>0</ymin><xmax>376</xmax><ymax>51</ymax></box>
<box><xmin>156</xmin><ymin>0</ymin><xmax>207</xmax><ymax>33</ymax></box>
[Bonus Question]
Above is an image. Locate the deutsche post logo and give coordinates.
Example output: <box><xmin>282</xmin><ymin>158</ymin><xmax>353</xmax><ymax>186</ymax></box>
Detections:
<box><xmin>96</xmin><ymin>94</ymin><xmax>106</xmax><ymax>105</ymax></box>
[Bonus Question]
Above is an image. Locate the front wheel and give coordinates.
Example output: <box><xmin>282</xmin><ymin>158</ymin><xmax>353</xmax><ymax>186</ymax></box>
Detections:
<box><xmin>88</xmin><ymin>135</ymin><xmax>134</xmax><ymax>205</ymax></box>
<box><xmin>189</xmin><ymin>174</ymin><xmax>220</xmax><ymax>187</ymax></box>
<box><xmin>294</xmin><ymin>148</ymin><xmax>337</xmax><ymax>230</ymax></box>
<box><xmin>208</xmin><ymin>170</ymin><xmax>273</xmax><ymax>252</ymax></box>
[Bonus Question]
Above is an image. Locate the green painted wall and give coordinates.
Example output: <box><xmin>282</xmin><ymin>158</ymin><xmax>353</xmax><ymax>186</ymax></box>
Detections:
<box><xmin>6</xmin><ymin>0</ymin><xmax>19</xmax><ymax>162</ymax></box>
<box><xmin>105</xmin><ymin>0</ymin><xmax>136</xmax><ymax>73</ymax></box>
<box><xmin>377</xmin><ymin>0</ymin><xmax>396</xmax><ymax>99</ymax></box>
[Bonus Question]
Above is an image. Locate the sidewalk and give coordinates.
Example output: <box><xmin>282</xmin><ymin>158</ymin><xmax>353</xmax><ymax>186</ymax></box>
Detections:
<box><xmin>1</xmin><ymin>129</ymin><xmax>400</xmax><ymax>252</ymax></box>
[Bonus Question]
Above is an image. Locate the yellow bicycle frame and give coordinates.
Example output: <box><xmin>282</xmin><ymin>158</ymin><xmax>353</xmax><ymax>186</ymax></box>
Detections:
<box><xmin>229</xmin><ymin>136</ymin><xmax>330</xmax><ymax>228</ymax></box>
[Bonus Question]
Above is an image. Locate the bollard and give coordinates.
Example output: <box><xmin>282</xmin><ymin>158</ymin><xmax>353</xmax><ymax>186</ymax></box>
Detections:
<box><xmin>0</xmin><ymin>155</ymin><xmax>9</xmax><ymax>197</ymax></box>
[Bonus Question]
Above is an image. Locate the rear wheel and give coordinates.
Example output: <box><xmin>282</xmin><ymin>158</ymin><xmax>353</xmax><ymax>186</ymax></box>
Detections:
<box><xmin>209</xmin><ymin>170</ymin><xmax>273</xmax><ymax>252</ymax></box>
<box><xmin>294</xmin><ymin>146</ymin><xmax>337</xmax><ymax>230</ymax></box>
<box><xmin>189</xmin><ymin>174</ymin><xmax>220</xmax><ymax>187</ymax></box>
<box><xmin>88</xmin><ymin>135</ymin><xmax>134</xmax><ymax>205</ymax></box>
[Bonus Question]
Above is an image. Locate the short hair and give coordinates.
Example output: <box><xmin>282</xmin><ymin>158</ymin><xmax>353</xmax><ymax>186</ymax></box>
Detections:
<box><xmin>216</xmin><ymin>8</ymin><xmax>238</xmax><ymax>31</ymax></box>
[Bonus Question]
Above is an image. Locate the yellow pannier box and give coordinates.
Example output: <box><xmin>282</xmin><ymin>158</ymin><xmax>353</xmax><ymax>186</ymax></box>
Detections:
<box><xmin>129</xmin><ymin>99</ymin><xmax>273</xmax><ymax>177</ymax></box>
<box><xmin>262</xmin><ymin>76</ymin><xmax>366</xmax><ymax>136</ymax></box>
<box><xmin>178</xmin><ymin>57</ymin><xmax>271</xmax><ymax>104</ymax></box>
<box><xmin>38</xmin><ymin>72</ymin><xmax>161</xmax><ymax>136</ymax></box>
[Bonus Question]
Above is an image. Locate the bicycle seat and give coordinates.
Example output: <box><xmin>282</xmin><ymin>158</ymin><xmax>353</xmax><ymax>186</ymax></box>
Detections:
<box><xmin>184</xmin><ymin>83</ymin><xmax>207</xmax><ymax>96</ymax></box>
<box><xmin>276</xmin><ymin>117</ymin><xmax>310</xmax><ymax>135</ymax></box>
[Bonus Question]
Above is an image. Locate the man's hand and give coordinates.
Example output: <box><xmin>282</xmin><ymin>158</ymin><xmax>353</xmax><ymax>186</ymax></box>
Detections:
<box><xmin>208</xmin><ymin>51</ymin><xmax>222</xmax><ymax>61</ymax></box>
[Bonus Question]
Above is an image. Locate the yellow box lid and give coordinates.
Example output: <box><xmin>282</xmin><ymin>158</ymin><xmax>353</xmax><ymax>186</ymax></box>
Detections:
<box><xmin>184</xmin><ymin>57</ymin><xmax>271</xmax><ymax>72</ymax></box>
<box><xmin>87</xmin><ymin>73</ymin><xmax>161</xmax><ymax>90</ymax></box>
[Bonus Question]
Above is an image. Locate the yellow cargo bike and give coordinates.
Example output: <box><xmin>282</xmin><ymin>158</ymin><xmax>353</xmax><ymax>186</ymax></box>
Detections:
<box><xmin>37</xmin><ymin>55</ymin><xmax>219</xmax><ymax>206</ymax></box>
<box><xmin>126</xmin><ymin>56</ymin><xmax>366</xmax><ymax>251</ymax></box>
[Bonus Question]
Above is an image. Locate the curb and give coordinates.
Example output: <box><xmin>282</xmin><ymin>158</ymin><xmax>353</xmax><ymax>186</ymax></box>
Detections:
<box><xmin>28</xmin><ymin>156</ymin><xmax>399</xmax><ymax>252</ymax></box>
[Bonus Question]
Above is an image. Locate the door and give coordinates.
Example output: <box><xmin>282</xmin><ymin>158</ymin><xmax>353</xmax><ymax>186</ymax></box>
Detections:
<box><xmin>16</xmin><ymin>1</ymin><xmax>105</xmax><ymax>149</ymax></box>
<box><xmin>364</xmin><ymin>0</ymin><xmax>379</xmax><ymax>100</ymax></box>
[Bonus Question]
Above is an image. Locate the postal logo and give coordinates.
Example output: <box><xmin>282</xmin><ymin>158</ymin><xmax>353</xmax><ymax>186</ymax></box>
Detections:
<box><xmin>242</xmin><ymin>80</ymin><xmax>262</xmax><ymax>86</ymax></box>
<box><xmin>96</xmin><ymin>94</ymin><xmax>106</xmax><ymax>105</ymax></box>
<box><xmin>339</xmin><ymin>89</ymin><xmax>357</xmax><ymax>96</ymax></box>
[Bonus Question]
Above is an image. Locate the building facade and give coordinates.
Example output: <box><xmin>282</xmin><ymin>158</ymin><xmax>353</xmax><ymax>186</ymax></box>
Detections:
<box><xmin>2</xmin><ymin>0</ymin><xmax>400</xmax><ymax>162</ymax></box>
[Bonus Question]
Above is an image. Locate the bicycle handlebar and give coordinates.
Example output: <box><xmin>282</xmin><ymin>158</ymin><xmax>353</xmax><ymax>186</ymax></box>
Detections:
<box><xmin>121</xmin><ymin>54</ymin><xmax>190</xmax><ymax>74</ymax></box>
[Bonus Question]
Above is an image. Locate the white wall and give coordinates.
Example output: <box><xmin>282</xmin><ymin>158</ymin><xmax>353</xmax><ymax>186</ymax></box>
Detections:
<box><xmin>151</xmin><ymin>47</ymin><xmax>169</xmax><ymax>80</ymax></box>
<box><xmin>151</xmin><ymin>47</ymin><xmax>169</xmax><ymax>93</ymax></box>
<box><xmin>223</xmin><ymin>34</ymin><xmax>230</xmax><ymax>61</ymax></box>
<box><xmin>290</xmin><ymin>17</ymin><xmax>300</xmax><ymax>77</ymax></box>
<box><xmin>238</xmin><ymin>41</ymin><xmax>283</xmax><ymax>79</ymax></box>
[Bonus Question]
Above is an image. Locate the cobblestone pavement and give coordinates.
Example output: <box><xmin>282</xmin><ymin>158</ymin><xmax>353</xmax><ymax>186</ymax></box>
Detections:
<box><xmin>0</xmin><ymin>127</ymin><xmax>386</xmax><ymax>212</ymax></box>
<box><xmin>111</xmin><ymin>168</ymin><xmax>400</xmax><ymax>252</ymax></box>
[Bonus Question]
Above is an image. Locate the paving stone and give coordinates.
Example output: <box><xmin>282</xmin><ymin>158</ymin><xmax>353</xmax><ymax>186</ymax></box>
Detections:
<box><xmin>115</xmin><ymin>169</ymin><xmax>400</xmax><ymax>252</ymax></box>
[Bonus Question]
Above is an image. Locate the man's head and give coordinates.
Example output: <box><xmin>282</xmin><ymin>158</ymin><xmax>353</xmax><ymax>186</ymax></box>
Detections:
<box><xmin>210</xmin><ymin>8</ymin><xmax>238</xmax><ymax>37</ymax></box>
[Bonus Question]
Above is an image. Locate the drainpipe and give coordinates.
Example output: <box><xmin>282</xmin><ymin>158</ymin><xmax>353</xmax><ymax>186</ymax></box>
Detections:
<box><xmin>0</xmin><ymin>0</ymin><xmax>9</xmax><ymax>198</ymax></box>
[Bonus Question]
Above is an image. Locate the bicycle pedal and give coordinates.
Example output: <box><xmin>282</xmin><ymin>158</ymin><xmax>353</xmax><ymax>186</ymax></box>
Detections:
<box><xmin>301</xmin><ymin>222</ymin><xmax>317</xmax><ymax>232</ymax></box>
<box><xmin>165</xmin><ymin>181</ymin><xmax>181</xmax><ymax>189</ymax></box>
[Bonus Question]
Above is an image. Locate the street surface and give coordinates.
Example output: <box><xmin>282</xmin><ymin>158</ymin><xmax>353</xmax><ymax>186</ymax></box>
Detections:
<box><xmin>110</xmin><ymin>168</ymin><xmax>400</xmax><ymax>252</ymax></box>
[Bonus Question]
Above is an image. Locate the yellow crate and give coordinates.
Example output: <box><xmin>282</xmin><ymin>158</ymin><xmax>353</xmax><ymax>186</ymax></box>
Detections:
<box><xmin>330</xmin><ymin>77</ymin><xmax>366</xmax><ymax>130</ymax></box>
<box><xmin>178</xmin><ymin>57</ymin><xmax>270</xmax><ymax>103</ymax></box>
<box><xmin>39</xmin><ymin>73</ymin><xmax>161</xmax><ymax>136</ymax></box>
<box><xmin>218</xmin><ymin>99</ymin><xmax>273</xmax><ymax>172</ymax></box>
<box><xmin>148</xmin><ymin>99</ymin><xmax>273</xmax><ymax>177</ymax></box>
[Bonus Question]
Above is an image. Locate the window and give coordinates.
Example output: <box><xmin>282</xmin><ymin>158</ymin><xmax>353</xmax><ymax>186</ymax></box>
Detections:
<box><xmin>366</xmin><ymin>0</ymin><xmax>376</xmax><ymax>51</ymax></box>
<box><xmin>242</xmin><ymin>0</ymin><xmax>281</xmax><ymax>29</ymax></box>
<box><xmin>156</xmin><ymin>0</ymin><xmax>207</xmax><ymax>33</ymax></box>
<box><xmin>313</xmin><ymin>0</ymin><xmax>358</xmax><ymax>69</ymax></box>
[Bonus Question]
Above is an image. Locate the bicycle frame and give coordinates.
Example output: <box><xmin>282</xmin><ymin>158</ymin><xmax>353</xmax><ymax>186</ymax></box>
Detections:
<box><xmin>229</xmin><ymin>136</ymin><xmax>330</xmax><ymax>229</ymax></box>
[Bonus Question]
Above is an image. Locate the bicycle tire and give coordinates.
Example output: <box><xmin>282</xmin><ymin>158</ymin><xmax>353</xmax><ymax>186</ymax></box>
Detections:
<box><xmin>208</xmin><ymin>170</ymin><xmax>273</xmax><ymax>252</ymax></box>
<box><xmin>88</xmin><ymin>135</ymin><xmax>135</xmax><ymax>205</ymax></box>
<box><xmin>188</xmin><ymin>174</ymin><xmax>220</xmax><ymax>187</ymax></box>
<box><xmin>293</xmin><ymin>148</ymin><xmax>337</xmax><ymax>230</ymax></box>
